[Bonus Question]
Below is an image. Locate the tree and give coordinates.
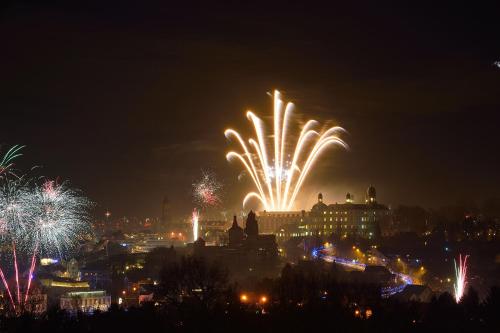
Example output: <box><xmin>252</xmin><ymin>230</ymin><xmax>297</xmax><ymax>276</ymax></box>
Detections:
<box><xmin>144</xmin><ymin>246</ymin><xmax>176</xmax><ymax>278</ymax></box>
<box><xmin>158</xmin><ymin>256</ymin><xmax>229</xmax><ymax>309</ymax></box>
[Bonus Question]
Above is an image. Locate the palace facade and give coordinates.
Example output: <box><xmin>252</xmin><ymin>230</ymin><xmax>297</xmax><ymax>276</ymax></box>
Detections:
<box><xmin>256</xmin><ymin>186</ymin><xmax>390</xmax><ymax>240</ymax></box>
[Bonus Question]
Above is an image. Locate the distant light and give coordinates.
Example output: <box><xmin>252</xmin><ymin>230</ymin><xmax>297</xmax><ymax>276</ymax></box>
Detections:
<box><xmin>240</xmin><ymin>294</ymin><xmax>248</xmax><ymax>302</ymax></box>
<box><xmin>40</xmin><ymin>258</ymin><xmax>59</xmax><ymax>266</ymax></box>
<box><xmin>260</xmin><ymin>296</ymin><xmax>268</xmax><ymax>303</ymax></box>
<box><xmin>494</xmin><ymin>61</ymin><xmax>500</xmax><ymax>68</ymax></box>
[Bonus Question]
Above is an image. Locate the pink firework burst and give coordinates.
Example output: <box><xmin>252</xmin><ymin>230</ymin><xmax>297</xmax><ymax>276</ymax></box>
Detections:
<box><xmin>43</xmin><ymin>180</ymin><xmax>58</xmax><ymax>198</ymax></box>
<box><xmin>193</xmin><ymin>171</ymin><xmax>222</xmax><ymax>207</ymax></box>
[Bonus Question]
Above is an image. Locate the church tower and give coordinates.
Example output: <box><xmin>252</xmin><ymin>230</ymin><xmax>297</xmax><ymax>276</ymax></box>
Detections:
<box><xmin>228</xmin><ymin>215</ymin><xmax>244</xmax><ymax>247</ymax></box>
<box><xmin>244</xmin><ymin>210</ymin><xmax>259</xmax><ymax>239</ymax></box>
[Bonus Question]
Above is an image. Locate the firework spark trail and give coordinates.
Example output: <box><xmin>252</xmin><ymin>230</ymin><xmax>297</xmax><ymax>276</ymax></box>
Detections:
<box><xmin>12</xmin><ymin>242</ymin><xmax>21</xmax><ymax>305</ymax></box>
<box><xmin>454</xmin><ymin>254</ymin><xmax>469</xmax><ymax>303</ymax></box>
<box><xmin>24</xmin><ymin>242</ymin><xmax>38</xmax><ymax>303</ymax></box>
<box><xmin>0</xmin><ymin>176</ymin><xmax>29</xmax><ymax>309</ymax></box>
<box><xmin>225</xmin><ymin>90</ymin><xmax>348</xmax><ymax>211</ymax></box>
<box><xmin>192</xmin><ymin>208</ymin><xmax>199</xmax><ymax>241</ymax></box>
<box><xmin>192</xmin><ymin>171</ymin><xmax>222</xmax><ymax>207</ymax></box>
<box><xmin>0</xmin><ymin>145</ymin><xmax>25</xmax><ymax>176</ymax></box>
<box><xmin>0</xmin><ymin>267</ymin><xmax>15</xmax><ymax>309</ymax></box>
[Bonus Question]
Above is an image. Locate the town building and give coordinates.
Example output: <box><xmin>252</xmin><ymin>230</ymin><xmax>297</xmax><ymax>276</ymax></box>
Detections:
<box><xmin>60</xmin><ymin>290</ymin><xmax>111</xmax><ymax>313</ymax></box>
<box><xmin>199</xmin><ymin>219</ymin><xmax>230</xmax><ymax>245</ymax></box>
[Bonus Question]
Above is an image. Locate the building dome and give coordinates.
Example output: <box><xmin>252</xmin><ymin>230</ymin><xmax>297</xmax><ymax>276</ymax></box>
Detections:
<box><xmin>346</xmin><ymin>192</ymin><xmax>353</xmax><ymax>203</ymax></box>
<box><xmin>366</xmin><ymin>186</ymin><xmax>376</xmax><ymax>203</ymax></box>
<box><xmin>312</xmin><ymin>193</ymin><xmax>327</xmax><ymax>211</ymax></box>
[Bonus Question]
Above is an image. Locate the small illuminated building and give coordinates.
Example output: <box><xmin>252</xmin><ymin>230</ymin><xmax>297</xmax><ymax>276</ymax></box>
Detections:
<box><xmin>40</xmin><ymin>277</ymin><xmax>90</xmax><ymax>289</ymax></box>
<box><xmin>199</xmin><ymin>219</ymin><xmax>230</xmax><ymax>245</ymax></box>
<box><xmin>60</xmin><ymin>290</ymin><xmax>111</xmax><ymax>313</ymax></box>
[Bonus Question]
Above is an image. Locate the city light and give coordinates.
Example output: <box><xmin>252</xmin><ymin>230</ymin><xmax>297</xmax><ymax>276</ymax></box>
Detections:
<box><xmin>225</xmin><ymin>90</ymin><xmax>347</xmax><ymax>211</ymax></box>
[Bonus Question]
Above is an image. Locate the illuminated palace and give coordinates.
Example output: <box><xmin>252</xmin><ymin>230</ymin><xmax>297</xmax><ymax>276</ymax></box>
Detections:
<box><xmin>257</xmin><ymin>186</ymin><xmax>390</xmax><ymax>240</ymax></box>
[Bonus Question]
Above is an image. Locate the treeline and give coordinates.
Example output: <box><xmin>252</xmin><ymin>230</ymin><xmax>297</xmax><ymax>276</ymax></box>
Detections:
<box><xmin>391</xmin><ymin>198</ymin><xmax>500</xmax><ymax>238</ymax></box>
<box><xmin>1</xmin><ymin>256</ymin><xmax>499</xmax><ymax>332</ymax></box>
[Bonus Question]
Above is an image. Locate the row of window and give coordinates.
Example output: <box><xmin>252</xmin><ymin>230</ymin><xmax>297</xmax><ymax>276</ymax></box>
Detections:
<box><xmin>323</xmin><ymin>211</ymin><xmax>378</xmax><ymax>215</ymax></box>
<box><xmin>277</xmin><ymin>228</ymin><xmax>373</xmax><ymax>238</ymax></box>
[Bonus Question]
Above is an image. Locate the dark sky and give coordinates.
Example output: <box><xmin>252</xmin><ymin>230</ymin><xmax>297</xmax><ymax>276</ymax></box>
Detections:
<box><xmin>1</xmin><ymin>1</ymin><xmax>499</xmax><ymax>220</ymax></box>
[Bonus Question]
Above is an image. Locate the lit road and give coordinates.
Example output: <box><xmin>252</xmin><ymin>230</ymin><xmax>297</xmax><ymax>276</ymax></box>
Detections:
<box><xmin>312</xmin><ymin>246</ymin><xmax>413</xmax><ymax>297</ymax></box>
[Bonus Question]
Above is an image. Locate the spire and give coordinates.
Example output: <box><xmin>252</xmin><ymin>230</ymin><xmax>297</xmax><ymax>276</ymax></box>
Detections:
<box><xmin>228</xmin><ymin>215</ymin><xmax>244</xmax><ymax>247</ymax></box>
<box><xmin>231</xmin><ymin>215</ymin><xmax>239</xmax><ymax>228</ymax></box>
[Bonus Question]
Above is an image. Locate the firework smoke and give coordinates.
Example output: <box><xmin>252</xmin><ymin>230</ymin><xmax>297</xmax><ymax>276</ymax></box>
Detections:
<box><xmin>225</xmin><ymin>90</ymin><xmax>348</xmax><ymax>211</ymax></box>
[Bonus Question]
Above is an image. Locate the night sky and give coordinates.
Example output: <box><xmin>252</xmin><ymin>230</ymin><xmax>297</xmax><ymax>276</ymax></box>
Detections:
<box><xmin>1</xmin><ymin>1</ymin><xmax>499</xmax><ymax>220</ymax></box>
